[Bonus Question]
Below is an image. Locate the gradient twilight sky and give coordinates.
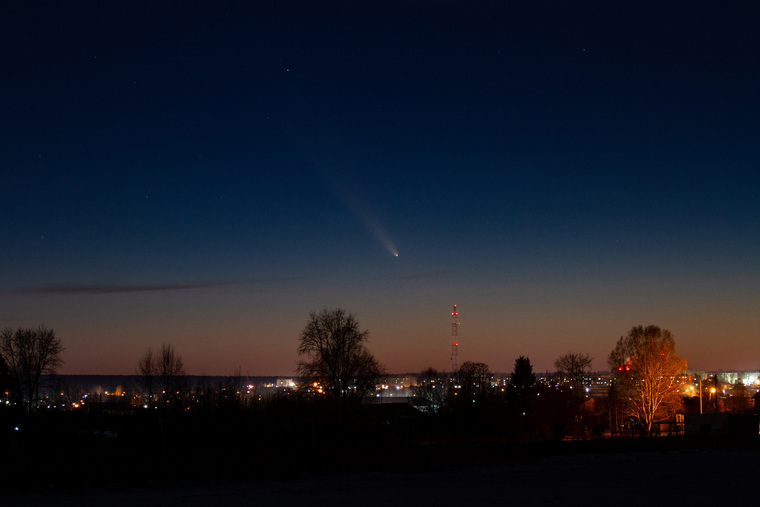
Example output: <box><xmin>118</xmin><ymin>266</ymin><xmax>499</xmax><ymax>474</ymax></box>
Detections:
<box><xmin>2</xmin><ymin>1</ymin><xmax>759</xmax><ymax>375</ymax></box>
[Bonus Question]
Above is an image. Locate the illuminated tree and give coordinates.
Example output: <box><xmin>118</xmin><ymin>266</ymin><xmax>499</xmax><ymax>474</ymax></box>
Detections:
<box><xmin>297</xmin><ymin>308</ymin><xmax>384</xmax><ymax>403</ymax></box>
<box><xmin>0</xmin><ymin>325</ymin><xmax>64</xmax><ymax>411</ymax></box>
<box><xmin>554</xmin><ymin>352</ymin><xmax>593</xmax><ymax>391</ymax></box>
<box><xmin>608</xmin><ymin>325</ymin><xmax>686</xmax><ymax>432</ymax></box>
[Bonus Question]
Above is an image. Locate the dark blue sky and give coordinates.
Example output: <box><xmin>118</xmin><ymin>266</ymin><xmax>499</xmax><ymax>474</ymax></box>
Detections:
<box><xmin>2</xmin><ymin>1</ymin><xmax>759</xmax><ymax>375</ymax></box>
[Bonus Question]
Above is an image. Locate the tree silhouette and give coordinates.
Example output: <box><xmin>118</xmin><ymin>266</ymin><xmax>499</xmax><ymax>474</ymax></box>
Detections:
<box><xmin>0</xmin><ymin>326</ymin><xmax>63</xmax><ymax>411</ymax></box>
<box><xmin>554</xmin><ymin>352</ymin><xmax>593</xmax><ymax>392</ymax></box>
<box><xmin>456</xmin><ymin>361</ymin><xmax>492</xmax><ymax>403</ymax></box>
<box><xmin>414</xmin><ymin>367</ymin><xmax>447</xmax><ymax>415</ymax></box>
<box><xmin>137</xmin><ymin>343</ymin><xmax>186</xmax><ymax>409</ymax></box>
<box><xmin>510</xmin><ymin>356</ymin><xmax>535</xmax><ymax>389</ymax></box>
<box><xmin>608</xmin><ymin>325</ymin><xmax>686</xmax><ymax>432</ymax></box>
<box><xmin>157</xmin><ymin>343</ymin><xmax>186</xmax><ymax>405</ymax></box>
<box><xmin>0</xmin><ymin>354</ymin><xmax>14</xmax><ymax>405</ymax></box>
<box><xmin>727</xmin><ymin>380</ymin><xmax>750</xmax><ymax>414</ymax></box>
<box><xmin>297</xmin><ymin>308</ymin><xmax>384</xmax><ymax>404</ymax></box>
<box><xmin>137</xmin><ymin>346</ymin><xmax>157</xmax><ymax>406</ymax></box>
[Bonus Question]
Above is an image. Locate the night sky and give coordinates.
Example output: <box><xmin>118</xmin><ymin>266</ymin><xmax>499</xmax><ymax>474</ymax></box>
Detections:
<box><xmin>2</xmin><ymin>1</ymin><xmax>759</xmax><ymax>375</ymax></box>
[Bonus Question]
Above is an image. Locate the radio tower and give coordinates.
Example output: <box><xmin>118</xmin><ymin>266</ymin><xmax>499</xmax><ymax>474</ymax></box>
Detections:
<box><xmin>450</xmin><ymin>304</ymin><xmax>459</xmax><ymax>373</ymax></box>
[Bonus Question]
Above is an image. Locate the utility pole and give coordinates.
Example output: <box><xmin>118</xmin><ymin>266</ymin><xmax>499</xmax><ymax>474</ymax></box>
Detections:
<box><xmin>714</xmin><ymin>373</ymin><xmax>719</xmax><ymax>414</ymax></box>
<box><xmin>698</xmin><ymin>375</ymin><xmax>703</xmax><ymax>415</ymax></box>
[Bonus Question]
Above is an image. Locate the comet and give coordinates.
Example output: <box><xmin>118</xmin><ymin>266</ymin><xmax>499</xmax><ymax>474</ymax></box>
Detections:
<box><xmin>324</xmin><ymin>172</ymin><xmax>399</xmax><ymax>258</ymax></box>
<box><xmin>301</xmin><ymin>149</ymin><xmax>399</xmax><ymax>258</ymax></box>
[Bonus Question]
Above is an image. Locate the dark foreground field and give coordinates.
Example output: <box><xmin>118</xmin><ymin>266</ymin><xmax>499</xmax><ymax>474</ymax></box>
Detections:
<box><xmin>3</xmin><ymin>436</ymin><xmax>759</xmax><ymax>506</ymax></box>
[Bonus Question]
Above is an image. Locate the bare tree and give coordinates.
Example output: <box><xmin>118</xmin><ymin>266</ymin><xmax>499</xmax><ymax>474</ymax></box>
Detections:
<box><xmin>456</xmin><ymin>361</ymin><xmax>492</xmax><ymax>402</ymax></box>
<box><xmin>414</xmin><ymin>367</ymin><xmax>447</xmax><ymax>415</ymax></box>
<box><xmin>0</xmin><ymin>354</ymin><xmax>13</xmax><ymax>404</ymax></box>
<box><xmin>157</xmin><ymin>343</ymin><xmax>185</xmax><ymax>401</ymax></box>
<box><xmin>217</xmin><ymin>367</ymin><xmax>248</xmax><ymax>410</ymax></box>
<box><xmin>137</xmin><ymin>343</ymin><xmax>186</xmax><ymax>409</ymax></box>
<box><xmin>137</xmin><ymin>346</ymin><xmax>157</xmax><ymax>406</ymax></box>
<box><xmin>608</xmin><ymin>325</ymin><xmax>686</xmax><ymax>432</ymax></box>
<box><xmin>0</xmin><ymin>325</ymin><xmax>64</xmax><ymax>411</ymax></box>
<box><xmin>554</xmin><ymin>352</ymin><xmax>593</xmax><ymax>391</ymax></box>
<box><xmin>297</xmin><ymin>308</ymin><xmax>384</xmax><ymax>403</ymax></box>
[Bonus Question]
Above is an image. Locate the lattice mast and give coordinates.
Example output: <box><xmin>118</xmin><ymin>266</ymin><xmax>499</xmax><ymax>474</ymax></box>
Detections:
<box><xmin>450</xmin><ymin>304</ymin><xmax>459</xmax><ymax>373</ymax></box>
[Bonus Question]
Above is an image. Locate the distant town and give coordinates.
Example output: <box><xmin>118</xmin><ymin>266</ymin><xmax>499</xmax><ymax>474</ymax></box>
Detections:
<box><xmin>11</xmin><ymin>368</ymin><xmax>760</xmax><ymax>415</ymax></box>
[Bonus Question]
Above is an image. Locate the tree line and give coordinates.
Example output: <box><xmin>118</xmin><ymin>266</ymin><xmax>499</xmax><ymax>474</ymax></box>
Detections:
<box><xmin>0</xmin><ymin>311</ymin><xmax>691</xmax><ymax>441</ymax></box>
<box><xmin>296</xmin><ymin>309</ymin><xmax>690</xmax><ymax>439</ymax></box>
